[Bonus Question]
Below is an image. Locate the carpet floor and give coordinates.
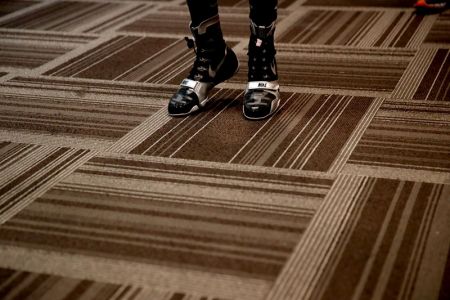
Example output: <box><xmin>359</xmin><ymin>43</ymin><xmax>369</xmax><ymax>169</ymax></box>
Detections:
<box><xmin>0</xmin><ymin>0</ymin><xmax>449</xmax><ymax>299</ymax></box>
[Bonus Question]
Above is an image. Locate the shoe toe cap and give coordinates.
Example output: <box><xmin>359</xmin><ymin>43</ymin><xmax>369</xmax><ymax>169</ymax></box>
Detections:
<box><xmin>168</xmin><ymin>90</ymin><xmax>199</xmax><ymax>115</ymax></box>
<box><xmin>243</xmin><ymin>89</ymin><xmax>279</xmax><ymax>119</ymax></box>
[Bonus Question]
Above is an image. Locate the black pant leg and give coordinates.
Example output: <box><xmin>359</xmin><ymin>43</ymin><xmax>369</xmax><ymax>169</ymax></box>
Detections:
<box><xmin>186</xmin><ymin>0</ymin><xmax>219</xmax><ymax>27</ymax></box>
<box><xmin>249</xmin><ymin>0</ymin><xmax>278</xmax><ymax>26</ymax></box>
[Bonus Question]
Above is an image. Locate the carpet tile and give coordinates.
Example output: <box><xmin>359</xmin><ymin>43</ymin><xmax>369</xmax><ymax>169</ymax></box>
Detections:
<box><xmin>228</xmin><ymin>46</ymin><xmax>414</xmax><ymax>94</ymax></box>
<box><xmin>0</xmin><ymin>141</ymin><xmax>92</xmax><ymax>224</ymax></box>
<box><xmin>120</xmin><ymin>12</ymin><xmax>251</xmax><ymax>37</ymax></box>
<box><xmin>0</xmin><ymin>267</ymin><xmax>228</xmax><ymax>300</ymax></box>
<box><xmin>302</xmin><ymin>0</ymin><xmax>417</xmax><ymax>7</ymax></box>
<box><xmin>0</xmin><ymin>1</ymin><xmax>153</xmax><ymax>33</ymax></box>
<box><xmin>0</xmin><ymin>0</ymin><xmax>449</xmax><ymax>299</ymax></box>
<box><xmin>413</xmin><ymin>48</ymin><xmax>450</xmax><ymax>100</ymax></box>
<box><xmin>268</xmin><ymin>174</ymin><xmax>450</xmax><ymax>300</ymax></box>
<box><xmin>347</xmin><ymin>100</ymin><xmax>450</xmax><ymax>172</ymax></box>
<box><xmin>0</xmin><ymin>153</ymin><xmax>332</xmax><ymax>280</ymax></box>
<box><xmin>278</xmin><ymin>9</ymin><xmax>426</xmax><ymax>48</ymax></box>
<box><xmin>0</xmin><ymin>77</ymin><xmax>167</xmax><ymax>150</ymax></box>
<box><xmin>0</xmin><ymin>30</ymin><xmax>96</xmax><ymax>70</ymax></box>
<box><xmin>44</xmin><ymin>36</ymin><xmax>190</xmax><ymax>82</ymax></box>
<box><xmin>424</xmin><ymin>11</ymin><xmax>450</xmax><ymax>45</ymax></box>
<box><xmin>129</xmin><ymin>90</ymin><xmax>379</xmax><ymax>172</ymax></box>
<box><xmin>0</xmin><ymin>0</ymin><xmax>38</xmax><ymax>18</ymax></box>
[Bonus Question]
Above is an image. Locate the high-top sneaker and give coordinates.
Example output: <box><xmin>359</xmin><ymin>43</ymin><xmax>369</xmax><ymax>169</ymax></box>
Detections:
<box><xmin>243</xmin><ymin>20</ymin><xmax>280</xmax><ymax>120</ymax></box>
<box><xmin>168</xmin><ymin>15</ymin><xmax>239</xmax><ymax>116</ymax></box>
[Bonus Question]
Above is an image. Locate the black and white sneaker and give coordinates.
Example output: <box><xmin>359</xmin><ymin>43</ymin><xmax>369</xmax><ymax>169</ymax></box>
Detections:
<box><xmin>168</xmin><ymin>15</ymin><xmax>239</xmax><ymax>116</ymax></box>
<box><xmin>243</xmin><ymin>20</ymin><xmax>281</xmax><ymax>120</ymax></box>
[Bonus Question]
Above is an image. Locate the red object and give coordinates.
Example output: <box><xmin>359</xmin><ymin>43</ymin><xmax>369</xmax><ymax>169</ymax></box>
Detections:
<box><xmin>414</xmin><ymin>0</ymin><xmax>447</xmax><ymax>8</ymax></box>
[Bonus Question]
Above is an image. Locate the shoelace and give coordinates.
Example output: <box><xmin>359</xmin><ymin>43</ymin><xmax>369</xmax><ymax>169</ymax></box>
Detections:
<box><xmin>185</xmin><ymin>37</ymin><xmax>213</xmax><ymax>82</ymax></box>
<box><xmin>248</xmin><ymin>38</ymin><xmax>276</xmax><ymax>81</ymax></box>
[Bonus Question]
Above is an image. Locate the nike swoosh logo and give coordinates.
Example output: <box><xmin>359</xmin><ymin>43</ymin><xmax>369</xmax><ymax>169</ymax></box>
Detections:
<box><xmin>271</xmin><ymin>60</ymin><xmax>277</xmax><ymax>76</ymax></box>
<box><xmin>208</xmin><ymin>47</ymin><xmax>227</xmax><ymax>78</ymax></box>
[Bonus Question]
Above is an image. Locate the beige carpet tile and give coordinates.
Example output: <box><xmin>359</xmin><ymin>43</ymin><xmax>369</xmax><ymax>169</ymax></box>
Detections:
<box><xmin>267</xmin><ymin>174</ymin><xmax>450</xmax><ymax>300</ymax></box>
<box><xmin>0</xmin><ymin>267</ymin><xmax>123</xmax><ymax>300</ymax></box>
<box><xmin>0</xmin><ymin>30</ymin><xmax>96</xmax><ymax>70</ymax></box>
<box><xmin>0</xmin><ymin>141</ymin><xmax>92</xmax><ymax>224</ymax></box>
<box><xmin>0</xmin><ymin>242</ymin><xmax>271</xmax><ymax>300</ymax></box>
<box><xmin>0</xmin><ymin>1</ymin><xmax>153</xmax><ymax>33</ymax></box>
<box><xmin>0</xmin><ymin>76</ymin><xmax>166</xmax><ymax>150</ymax></box>
<box><xmin>278</xmin><ymin>9</ymin><xmax>426</xmax><ymax>48</ymax></box>
<box><xmin>424</xmin><ymin>11</ymin><xmax>450</xmax><ymax>45</ymax></box>
<box><xmin>0</xmin><ymin>152</ymin><xmax>332</xmax><ymax>280</ymax></box>
<box><xmin>346</xmin><ymin>100</ymin><xmax>450</xmax><ymax>172</ymax></box>
<box><xmin>0</xmin><ymin>267</ymin><xmax>227</xmax><ymax>300</ymax></box>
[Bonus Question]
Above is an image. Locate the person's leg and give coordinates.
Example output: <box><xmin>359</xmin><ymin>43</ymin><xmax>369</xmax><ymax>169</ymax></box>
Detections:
<box><xmin>186</xmin><ymin>0</ymin><xmax>219</xmax><ymax>27</ymax></box>
<box><xmin>249</xmin><ymin>0</ymin><xmax>278</xmax><ymax>26</ymax></box>
<box><xmin>168</xmin><ymin>1</ymin><xmax>239</xmax><ymax>116</ymax></box>
<box><xmin>243</xmin><ymin>0</ymin><xmax>280</xmax><ymax>120</ymax></box>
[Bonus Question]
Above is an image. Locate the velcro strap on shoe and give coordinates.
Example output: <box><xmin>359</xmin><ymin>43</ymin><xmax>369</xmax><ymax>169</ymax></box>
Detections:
<box><xmin>180</xmin><ymin>78</ymin><xmax>213</xmax><ymax>102</ymax></box>
<box><xmin>247</xmin><ymin>81</ymin><xmax>279</xmax><ymax>91</ymax></box>
<box><xmin>181</xmin><ymin>78</ymin><xmax>198</xmax><ymax>89</ymax></box>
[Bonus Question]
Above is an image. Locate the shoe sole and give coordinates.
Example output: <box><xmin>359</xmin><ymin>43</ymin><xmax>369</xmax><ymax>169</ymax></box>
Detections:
<box><xmin>168</xmin><ymin>96</ymin><xmax>210</xmax><ymax>117</ymax></box>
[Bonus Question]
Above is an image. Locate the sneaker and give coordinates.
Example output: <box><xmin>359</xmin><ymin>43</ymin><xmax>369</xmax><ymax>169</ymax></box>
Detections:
<box><xmin>415</xmin><ymin>0</ymin><xmax>449</xmax><ymax>13</ymax></box>
<box><xmin>243</xmin><ymin>20</ymin><xmax>281</xmax><ymax>120</ymax></box>
<box><xmin>168</xmin><ymin>15</ymin><xmax>239</xmax><ymax>116</ymax></box>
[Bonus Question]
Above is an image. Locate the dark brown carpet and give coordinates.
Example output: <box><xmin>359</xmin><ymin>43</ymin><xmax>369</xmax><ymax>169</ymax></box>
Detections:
<box><xmin>0</xmin><ymin>0</ymin><xmax>449</xmax><ymax>299</ymax></box>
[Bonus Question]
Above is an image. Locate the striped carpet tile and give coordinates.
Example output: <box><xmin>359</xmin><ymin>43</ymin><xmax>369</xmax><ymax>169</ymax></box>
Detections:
<box><xmin>119</xmin><ymin>12</ymin><xmax>251</xmax><ymax>37</ymax></box>
<box><xmin>228</xmin><ymin>45</ymin><xmax>415</xmax><ymax>93</ymax></box>
<box><xmin>412</xmin><ymin>48</ymin><xmax>450</xmax><ymax>101</ymax></box>
<box><xmin>127</xmin><ymin>90</ymin><xmax>377</xmax><ymax>172</ymax></box>
<box><xmin>347</xmin><ymin>100</ymin><xmax>450</xmax><ymax>172</ymax></box>
<box><xmin>302</xmin><ymin>0</ymin><xmax>417</xmax><ymax>7</ymax></box>
<box><xmin>0</xmin><ymin>77</ymin><xmax>167</xmax><ymax>150</ymax></box>
<box><xmin>44</xmin><ymin>34</ymin><xmax>240</xmax><ymax>84</ymax></box>
<box><xmin>0</xmin><ymin>141</ymin><xmax>91</xmax><ymax>224</ymax></box>
<box><xmin>267</xmin><ymin>175</ymin><xmax>450</xmax><ymax>300</ymax></box>
<box><xmin>424</xmin><ymin>11</ymin><xmax>450</xmax><ymax>44</ymax></box>
<box><xmin>0</xmin><ymin>0</ymin><xmax>448</xmax><ymax>299</ymax></box>
<box><xmin>0</xmin><ymin>1</ymin><xmax>151</xmax><ymax>33</ymax></box>
<box><xmin>0</xmin><ymin>267</ymin><xmax>223</xmax><ymax>300</ymax></box>
<box><xmin>309</xmin><ymin>180</ymin><xmax>450</xmax><ymax>300</ymax></box>
<box><xmin>278</xmin><ymin>9</ymin><xmax>425</xmax><ymax>47</ymax></box>
<box><xmin>44</xmin><ymin>36</ymin><xmax>193</xmax><ymax>82</ymax></box>
<box><xmin>0</xmin><ymin>153</ymin><xmax>332</xmax><ymax>280</ymax></box>
<box><xmin>0</xmin><ymin>30</ymin><xmax>96</xmax><ymax>70</ymax></box>
<box><xmin>0</xmin><ymin>0</ymin><xmax>38</xmax><ymax>18</ymax></box>
<box><xmin>159</xmin><ymin>3</ymin><xmax>292</xmax><ymax>16</ymax></box>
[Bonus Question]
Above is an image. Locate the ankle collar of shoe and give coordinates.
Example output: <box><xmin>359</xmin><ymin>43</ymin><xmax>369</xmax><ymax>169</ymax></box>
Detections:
<box><xmin>250</xmin><ymin>20</ymin><xmax>276</xmax><ymax>40</ymax></box>
<box><xmin>190</xmin><ymin>15</ymin><xmax>220</xmax><ymax>35</ymax></box>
